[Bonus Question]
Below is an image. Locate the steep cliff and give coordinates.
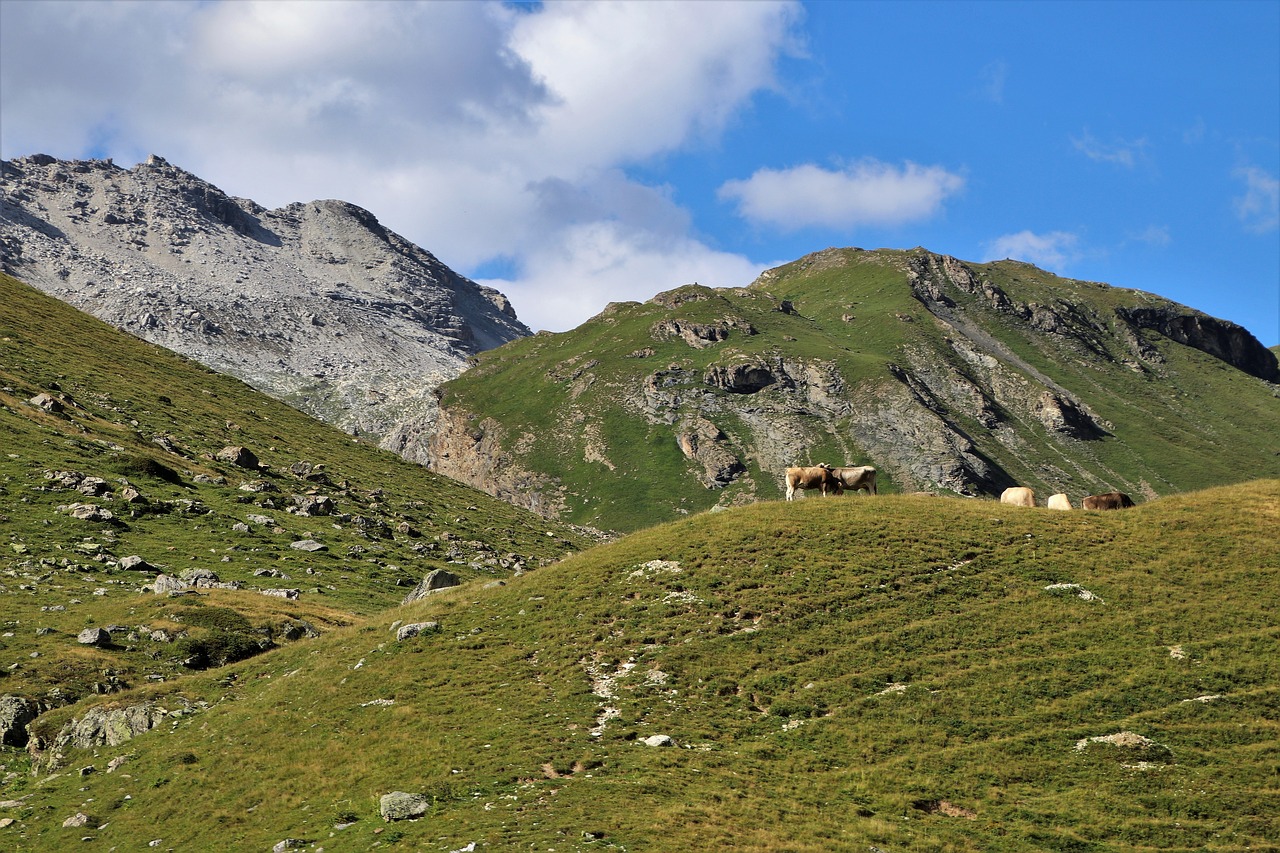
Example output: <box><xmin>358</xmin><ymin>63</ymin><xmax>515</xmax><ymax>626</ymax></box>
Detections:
<box><xmin>0</xmin><ymin>154</ymin><xmax>529</xmax><ymax>462</ymax></box>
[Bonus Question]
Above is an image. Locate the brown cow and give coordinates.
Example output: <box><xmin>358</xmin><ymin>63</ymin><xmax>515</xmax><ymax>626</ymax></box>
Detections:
<box><xmin>831</xmin><ymin>465</ymin><xmax>877</xmax><ymax>495</ymax></box>
<box><xmin>784</xmin><ymin>464</ymin><xmax>842</xmax><ymax>501</ymax></box>
<box><xmin>1083</xmin><ymin>491</ymin><xmax>1134</xmax><ymax>510</ymax></box>
<box><xmin>1000</xmin><ymin>486</ymin><xmax>1036</xmax><ymax>507</ymax></box>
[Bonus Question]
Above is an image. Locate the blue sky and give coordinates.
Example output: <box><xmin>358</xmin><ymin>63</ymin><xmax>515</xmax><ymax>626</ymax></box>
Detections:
<box><xmin>2</xmin><ymin>1</ymin><xmax>1277</xmax><ymax>344</ymax></box>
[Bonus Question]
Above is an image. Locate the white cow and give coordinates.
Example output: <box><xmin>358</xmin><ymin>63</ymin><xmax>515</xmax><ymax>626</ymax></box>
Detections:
<box><xmin>831</xmin><ymin>465</ymin><xmax>877</xmax><ymax>495</ymax></box>
<box><xmin>1000</xmin><ymin>486</ymin><xmax>1036</xmax><ymax>507</ymax></box>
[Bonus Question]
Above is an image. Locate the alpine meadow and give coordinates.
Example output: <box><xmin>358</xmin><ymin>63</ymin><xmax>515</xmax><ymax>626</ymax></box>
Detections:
<box><xmin>2</xmin><ymin>262</ymin><xmax>1279</xmax><ymax>850</ymax></box>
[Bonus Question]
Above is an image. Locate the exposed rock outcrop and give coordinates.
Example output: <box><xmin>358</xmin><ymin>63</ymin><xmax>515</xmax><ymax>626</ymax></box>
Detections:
<box><xmin>1116</xmin><ymin>306</ymin><xmax>1278</xmax><ymax>381</ymax></box>
<box><xmin>0</xmin><ymin>154</ymin><xmax>530</xmax><ymax>464</ymax></box>
<box><xmin>29</xmin><ymin>700</ymin><xmax>180</xmax><ymax>773</ymax></box>
<box><xmin>0</xmin><ymin>695</ymin><xmax>40</xmax><ymax>747</ymax></box>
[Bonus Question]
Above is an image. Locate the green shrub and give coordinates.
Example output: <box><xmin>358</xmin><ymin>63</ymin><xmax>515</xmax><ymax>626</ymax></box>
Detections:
<box><xmin>115</xmin><ymin>454</ymin><xmax>182</xmax><ymax>484</ymax></box>
<box><xmin>176</xmin><ymin>631</ymin><xmax>264</xmax><ymax>669</ymax></box>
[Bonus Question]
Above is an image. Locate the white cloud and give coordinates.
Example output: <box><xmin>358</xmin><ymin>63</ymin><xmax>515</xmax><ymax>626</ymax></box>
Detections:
<box><xmin>718</xmin><ymin>160</ymin><xmax>965</xmax><ymax>230</ymax></box>
<box><xmin>1128</xmin><ymin>225</ymin><xmax>1172</xmax><ymax>248</ymax></box>
<box><xmin>481</xmin><ymin>221</ymin><xmax>770</xmax><ymax>333</ymax></box>
<box><xmin>977</xmin><ymin>60</ymin><xmax>1008</xmax><ymax>105</ymax></box>
<box><xmin>1233</xmin><ymin>165</ymin><xmax>1280</xmax><ymax>234</ymax></box>
<box><xmin>983</xmin><ymin>230</ymin><xmax>1081</xmax><ymax>270</ymax></box>
<box><xmin>0</xmin><ymin>0</ymin><xmax>803</xmax><ymax>331</ymax></box>
<box><xmin>508</xmin><ymin>0</ymin><xmax>803</xmax><ymax>171</ymax></box>
<box><xmin>1071</xmin><ymin>130</ymin><xmax>1147</xmax><ymax>168</ymax></box>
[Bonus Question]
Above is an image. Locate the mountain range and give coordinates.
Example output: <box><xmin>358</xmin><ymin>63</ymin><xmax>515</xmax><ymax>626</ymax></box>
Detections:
<box><xmin>1</xmin><ymin>156</ymin><xmax>1278</xmax><ymax>850</ymax></box>
<box><xmin>0</xmin><ymin>154</ymin><xmax>528</xmax><ymax>465</ymax></box>
<box><xmin>0</xmin><ymin>273</ymin><xmax>1275</xmax><ymax>850</ymax></box>
<box><xmin>428</xmin><ymin>247</ymin><xmax>1279</xmax><ymax>532</ymax></box>
<box><xmin>4</xmin><ymin>155</ymin><xmax>1276</xmax><ymax>539</ymax></box>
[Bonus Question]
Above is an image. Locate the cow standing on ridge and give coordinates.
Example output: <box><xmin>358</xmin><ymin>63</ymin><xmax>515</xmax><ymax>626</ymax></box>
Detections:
<box><xmin>784</xmin><ymin>465</ymin><xmax>842</xmax><ymax>500</ymax></box>
<box><xmin>1083</xmin><ymin>491</ymin><xmax>1134</xmax><ymax>510</ymax></box>
<box><xmin>1000</xmin><ymin>486</ymin><xmax>1036</xmax><ymax>507</ymax></box>
<box><xmin>831</xmin><ymin>465</ymin><xmax>877</xmax><ymax>495</ymax></box>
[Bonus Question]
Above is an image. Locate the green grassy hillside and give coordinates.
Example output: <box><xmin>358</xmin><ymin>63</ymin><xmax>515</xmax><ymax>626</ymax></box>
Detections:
<box><xmin>0</xmin><ymin>272</ymin><xmax>591</xmax><ymax>704</ymax></box>
<box><xmin>4</xmin><ymin>480</ymin><xmax>1277</xmax><ymax>851</ymax></box>
<box><xmin>434</xmin><ymin>248</ymin><xmax>1280</xmax><ymax>533</ymax></box>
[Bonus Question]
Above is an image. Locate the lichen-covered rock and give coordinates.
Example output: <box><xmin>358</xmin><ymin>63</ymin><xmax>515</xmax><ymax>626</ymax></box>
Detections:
<box><xmin>77</xmin><ymin>627</ymin><xmax>111</xmax><ymax>646</ymax></box>
<box><xmin>401</xmin><ymin>569</ymin><xmax>461</xmax><ymax>605</ymax></box>
<box><xmin>62</xmin><ymin>503</ymin><xmax>114</xmax><ymax>522</ymax></box>
<box><xmin>119</xmin><ymin>555</ymin><xmax>155</xmax><ymax>572</ymax></box>
<box><xmin>32</xmin><ymin>701</ymin><xmax>176</xmax><ymax>773</ymax></box>
<box><xmin>379</xmin><ymin>791</ymin><xmax>429</xmax><ymax>822</ymax></box>
<box><xmin>395</xmin><ymin>622</ymin><xmax>440</xmax><ymax>641</ymax></box>
<box><xmin>152</xmin><ymin>574</ymin><xmax>190</xmax><ymax>595</ymax></box>
<box><xmin>216</xmin><ymin>445</ymin><xmax>260</xmax><ymax>469</ymax></box>
<box><xmin>0</xmin><ymin>695</ymin><xmax>40</xmax><ymax>747</ymax></box>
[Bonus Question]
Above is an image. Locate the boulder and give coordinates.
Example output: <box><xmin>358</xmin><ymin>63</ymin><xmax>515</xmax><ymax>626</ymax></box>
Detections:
<box><xmin>119</xmin><ymin>486</ymin><xmax>148</xmax><ymax>504</ymax></box>
<box><xmin>63</xmin><ymin>503</ymin><xmax>114</xmax><ymax>522</ymax></box>
<box><xmin>76</xmin><ymin>476</ymin><xmax>111</xmax><ymax>496</ymax></box>
<box><xmin>216</xmin><ymin>446</ymin><xmax>260</xmax><ymax>469</ymax></box>
<box><xmin>260</xmin><ymin>589</ymin><xmax>300</xmax><ymax>600</ymax></box>
<box><xmin>28</xmin><ymin>393</ymin><xmax>64</xmax><ymax>413</ymax></box>
<box><xmin>0</xmin><ymin>695</ymin><xmax>40</xmax><ymax>747</ymax></box>
<box><xmin>379</xmin><ymin>791</ymin><xmax>429</xmax><ymax>822</ymax></box>
<box><xmin>34</xmin><ymin>701</ymin><xmax>173</xmax><ymax>772</ymax></box>
<box><xmin>62</xmin><ymin>812</ymin><xmax>92</xmax><ymax>828</ymax></box>
<box><xmin>290</xmin><ymin>539</ymin><xmax>327</xmax><ymax>552</ymax></box>
<box><xmin>180</xmin><ymin>567</ymin><xmax>221</xmax><ymax>586</ymax></box>
<box><xmin>152</xmin><ymin>574</ymin><xmax>191</xmax><ymax>595</ymax></box>
<box><xmin>119</xmin><ymin>555</ymin><xmax>155</xmax><ymax>572</ymax></box>
<box><xmin>395</xmin><ymin>622</ymin><xmax>440</xmax><ymax>641</ymax></box>
<box><xmin>292</xmin><ymin>494</ymin><xmax>335</xmax><ymax>516</ymax></box>
<box><xmin>77</xmin><ymin>628</ymin><xmax>111</xmax><ymax>647</ymax></box>
<box><xmin>401</xmin><ymin>569</ymin><xmax>461</xmax><ymax>605</ymax></box>
<box><xmin>642</xmin><ymin>734</ymin><xmax>675</xmax><ymax>747</ymax></box>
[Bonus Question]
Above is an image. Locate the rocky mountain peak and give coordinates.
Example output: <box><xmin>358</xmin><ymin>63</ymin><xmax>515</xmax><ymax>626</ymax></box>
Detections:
<box><xmin>0</xmin><ymin>154</ymin><xmax>531</xmax><ymax>463</ymax></box>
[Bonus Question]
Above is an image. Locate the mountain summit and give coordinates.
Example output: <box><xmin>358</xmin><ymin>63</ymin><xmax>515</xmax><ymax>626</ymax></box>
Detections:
<box><xmin>427</xmin><ymin>247</ymin><xmax>1279</xmax><ymax>532</ymax></box>
<box><xmin>0</xmin><ymin>154</ymin><xmax>529</xmax><ymax>462</ymax></box>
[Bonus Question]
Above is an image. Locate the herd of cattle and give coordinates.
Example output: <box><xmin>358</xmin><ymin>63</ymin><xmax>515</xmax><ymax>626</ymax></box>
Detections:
<box><xmin>783</xmin><ymin>464</ymin><xmax>1135</xmax><ymax>510</ymax></box>
<box><xmin>784</xmin><ymin>464</ymin><xmax>877</xmax><ymax>500</ymax></box>
<box><xmin>1000</xmin><ymin>486</ymin><xmax>1135</xmax><ymax>510</ymax></box>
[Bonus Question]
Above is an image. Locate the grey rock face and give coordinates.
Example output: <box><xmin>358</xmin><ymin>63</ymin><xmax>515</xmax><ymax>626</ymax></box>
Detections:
<box><xmin>0</xmin><ymin>695</ymin><xmax>40</xmax><ymax>747</ymax></box>
<box><xmin>0</xmin><ymin>154</ymin><xmax>531</xmax><ymax>463</ymax></box>
<box><xmin>151</xmin><ymin>574</ymin><xmax>190</xmax><ymax>595</ymax></box>
<box><xmin>395</xmin><ymin>621</ymin><xmax>441</xmax><ymax>641</ymax></box>
<box><xmin>119</xmin><ymin>555</ymin><xmax>155</xmax><ymax>572</ymax></box>
<box><xmin>77</xmin><ymin>628</ymin><xmax>111</xmax><ymax>646</ymax></box>
<box><xmin>401</xmin><ymin>569</ymin><xmax>461</xmax><ymax>605</ymax></box>
<box><xmin>379</xmin><ymin>791</ymin><xmax>429</xmax><ymax>822</ymax></box>
<box><xmin>215</xmin><ymin>445</ymin><xmax>260</xmax><ymax>469</ymax></box>
<box><xmin>33</xmin><ymin>701</ymin><xmax>174</xmax><ymax>772</ymax></box>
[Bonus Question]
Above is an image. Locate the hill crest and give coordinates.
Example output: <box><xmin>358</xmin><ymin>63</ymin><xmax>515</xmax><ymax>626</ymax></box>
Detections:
<box><xmin>428</xmin><ymin>247</ymin><xmax>1279</xmax><ymax>532</ymax></box>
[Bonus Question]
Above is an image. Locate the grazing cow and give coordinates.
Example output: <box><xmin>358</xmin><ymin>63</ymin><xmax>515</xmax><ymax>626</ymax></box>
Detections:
<box><xmin>831</xmin><ymin>465</ymin><xmax>877</xmax><ymax>495</ymax></box>
<box><xmin>1083</xmin><ymin>491</ymin><xmax>1134</xmax><ymax>510</ymax></box>
<box><xmin>1047</xmin><ymin>493</ymin><xmax>1072</xmax><ymax>511</ymax></box>
<box><xmin>1000</xmin><ymin>486</ymin><xmax>1036</xmax><ymax>507</ymax></box>
<box><xmin>784</xmin><ymin>464</ymin><xmax>843</xmax><ymax>501</ymax></box>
